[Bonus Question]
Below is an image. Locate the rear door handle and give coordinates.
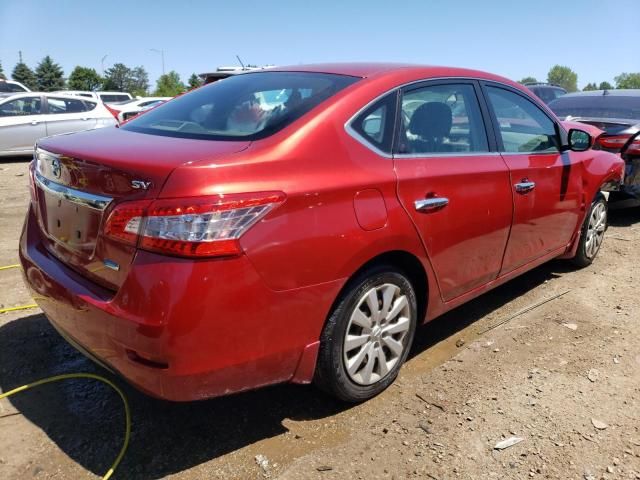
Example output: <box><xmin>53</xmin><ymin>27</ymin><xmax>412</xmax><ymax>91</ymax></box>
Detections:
<box><xmin>414</xmin><ymin>197</ymin><xmax>449</xmax><ymax>212</ymax></box>
<box><xmin>515</xmin><ymin>181</ymin><xmax>536</xmax><ymax>194</ymax></box>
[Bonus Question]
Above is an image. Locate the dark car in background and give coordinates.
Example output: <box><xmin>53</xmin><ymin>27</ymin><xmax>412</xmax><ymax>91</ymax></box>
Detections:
<box><xmin>525</xmin><ymin>83</ymin><xmax>567</xmax><ymax>104</ymax></box>
<box><xmin>549</xmin><ymin>90</ymin><xmax>640</xmax><ymax>205</ymax></box>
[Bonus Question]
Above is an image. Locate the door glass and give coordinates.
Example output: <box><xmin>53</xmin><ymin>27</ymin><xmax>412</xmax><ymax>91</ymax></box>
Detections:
<box><xmin>47</xmin><ymin>97</ymin><xmax>89</xmax><ymax>114</ymax></box>
<box><xmin>0</xmin><ymin>97</ymin><xmax>42</xmax><ymax>116</ymax></box>
<box><xmin>487</xmin><ymin>87</ymin><xmax>559</xmax><ymax>153</ymax></box>
<box><xmin>396</xmin><ymin>84</ymin><xmax>488</xmax><ymax>154</ymax></box>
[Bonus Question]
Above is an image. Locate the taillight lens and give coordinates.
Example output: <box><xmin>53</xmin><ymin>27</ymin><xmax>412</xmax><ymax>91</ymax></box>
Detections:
<box><xmin>598</xmin><ymin>135</ymin><xmax>640</xmax><ymax>154</ymax></box>
<box><xmin>103</xmin><ymin>192</ymin><xmax>285</xmax><ymax>257</ymax></box>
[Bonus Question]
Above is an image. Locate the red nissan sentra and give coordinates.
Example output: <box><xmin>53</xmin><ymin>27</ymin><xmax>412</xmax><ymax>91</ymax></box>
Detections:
<box><xmin>20</xmin><ymin>64</ymin><xmax>624</xmax><ymax>402</ymax></box>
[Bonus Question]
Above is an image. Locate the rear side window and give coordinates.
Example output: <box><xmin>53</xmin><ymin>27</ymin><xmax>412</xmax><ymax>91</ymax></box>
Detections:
<box><xmin>0</xmin><ymin>97</ymin><xmax>41</xmax><ymax>116</ymax></box>
<box><xmin>122</xmin><ymin>72</ymin><xmax>359</xmax><ymax>141</ymax></box>
<box><xmin>47</xmin><ymin>97</ymin><xmax>89</xmax><ymax>114</ymax></box>
<box><xmin>396</xmin><ymin>83</ymin><xmax>489</xmax><ymax>154</ymax></box>
<box><xmin>486</xmin><ymin>87</ymin><xmax>559</xmax><ymax>153</ymax></box>
<box><xmin>350</xmin><ymin>93</ymin><xmax>396</xmax><ymax>153</ymax></box>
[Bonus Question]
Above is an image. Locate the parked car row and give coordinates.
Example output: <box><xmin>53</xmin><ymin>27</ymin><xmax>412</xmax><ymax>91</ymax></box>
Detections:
<box><xmin>20</xmin><ymin>63</ymin><xmax>628</xmax><ymax>404</ymax></box>
<box><xmin>103</xmin><ymin>97</ymin><xmax>171</xmax><ymax>123</ymax></box>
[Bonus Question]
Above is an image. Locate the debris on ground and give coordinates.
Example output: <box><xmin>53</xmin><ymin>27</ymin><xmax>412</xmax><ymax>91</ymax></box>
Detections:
<box><xmin>591</xmin><ymin>419</ymin><xmax>608</xmax><ymax>430</ymax></box>
<box><xmin>494</xmin><ymin>437</ymin><xmax>525</xmax><ymax>450</ymax></box>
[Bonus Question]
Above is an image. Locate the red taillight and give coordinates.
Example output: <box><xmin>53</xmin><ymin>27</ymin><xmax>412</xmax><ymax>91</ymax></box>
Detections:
<box><xmin>104</xmin><ymin>200</ymin><xmax>151</xmax><ymax>246</ymax></box>
<box><xmin>598</xmin><ymin>135</ymin><xmax>640</xmax><ymax>154</ymax></box>
<box><xmin>103</xmin><ymin>192</ymin><xmax>285</xmax><ymax>257</ymax></box>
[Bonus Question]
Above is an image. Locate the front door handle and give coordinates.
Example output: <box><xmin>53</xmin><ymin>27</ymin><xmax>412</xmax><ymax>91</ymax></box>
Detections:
<box><xmin>515</xmin><ymin>181</ymin><xmax>536</xmax><ymax>194</ymax></box>
<box><xmin>415</xmin><ymin>197</ymin><xmax>449</xmax><ymax>212</ymax></box>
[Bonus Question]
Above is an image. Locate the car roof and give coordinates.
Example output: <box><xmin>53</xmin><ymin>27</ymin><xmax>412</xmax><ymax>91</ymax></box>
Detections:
<box><xmin>263</xmin><ymin>62</ymin><xmax>517</xmax><ymax>85</ymax></box>
<box><xmin>561</xmin><ymin>89</ymin><xmax>640</xmax><ymax>98</ymax></box>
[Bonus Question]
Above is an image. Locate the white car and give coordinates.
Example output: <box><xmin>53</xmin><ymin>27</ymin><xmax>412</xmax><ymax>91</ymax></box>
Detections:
<box><xmin>105</xmin><ymin>97</ymin><xmax>171</xmax><ymax>122</ymax></box>
<box><xmin>0</xmin><ymin>92</ymin><xmax>116</xmax><ymax>156</ymax></box>
<box><xmin>53</xmin><ymin>90</ymin><xmax>133</xmax><ymax>104</ymax></box>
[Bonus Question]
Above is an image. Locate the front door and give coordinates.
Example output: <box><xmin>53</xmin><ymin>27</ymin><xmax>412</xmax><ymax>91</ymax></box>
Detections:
<box><xmin>482</xmin><ymin>85</ymin><xmax>583</xmax><ymax>274</ymax></box>
<box><xmin>393</xmin><ymin>81</ymin><xmax>513</xmax><ymax>302</ymax></box>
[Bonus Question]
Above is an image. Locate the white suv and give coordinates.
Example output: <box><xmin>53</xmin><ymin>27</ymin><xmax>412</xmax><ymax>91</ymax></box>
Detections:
<box><xmin>0</xmin><ymin>79</ymin><xmax>31</xmax><ymax>98</ymax></box>
<box><xmin>53</xmin><ymin>90</ymin><xmax>133</xmax><ymax>103</ymax></box>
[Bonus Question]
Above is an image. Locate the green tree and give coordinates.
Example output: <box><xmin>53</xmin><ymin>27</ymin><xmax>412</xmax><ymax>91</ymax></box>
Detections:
<box><xmin>154</xmin><ymin>71</ymin><xmax>185</xmax><ymax>96</ymax></box>
<box><xmin>102</xmin><ymin>63</ymin><xmax>132</xmax><ymax>91</ymax></box>
<box><xmin>188</xmin><ymin>73</ymin><xmax>202</xmax><ymax>89</ymax></box>
<box><xmin>129</xmin><ymin>66</ymin><xmax>149</xmax><ymax>96</ymax></box>
<box><xmin>0</xmin><ymin>60</ymin><xmax>5</xmax><ymax>80</ymax></box>
<box><xmin>519</xmin><ymin>76</ymin><xmax>537</xmax><ymax>85</ymax></box>
<box><xmin>35</xmin><ymin>55</ymin><xmax>65</xmax><ymax>91</ymax></box>
<box><xmin>547</xmin><ymin>65</ymin><xmax>578</xmax><ymax>92</ymax></box>
<box><xmin>583</xmin><ymin>82</ymin><xmax>598</xmax><ymax>91</ymax></box>
<box><xmin>11</xmin><ymin>52</ymin><xmax>37</xmax><ymax>90</ymax></box>
<box><xmin>68</xmin><ymin>66</ymin><xmax>102</xmax><ymax>91</ymax></box>
<box><xmin>598</xmin><ymin>81</ymin><xmax>613</xmax><ymax>90</ymax></box>
<box><xmin>614</xmin><ymin>73</ymin><xmax>640</xmax><ymax>89</ymax></box>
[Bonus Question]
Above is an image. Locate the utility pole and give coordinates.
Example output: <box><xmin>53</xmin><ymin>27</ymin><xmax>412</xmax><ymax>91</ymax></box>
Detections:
<box><xmin>101</xmin><ymin>54</ymin><xmax>108</xmax><ymax>74</ymax></box>
<box><xmin>150</xmin><ymin>49</ymin><xmax>165</xmax><ymax>75</ymax></box>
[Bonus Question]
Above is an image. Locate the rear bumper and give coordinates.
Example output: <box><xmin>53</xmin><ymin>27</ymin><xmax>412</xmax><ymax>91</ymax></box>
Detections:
<box><xmin>20</xmin><ymin>204</ymin><xmax>341</xmax><ymax>401</ymax></box>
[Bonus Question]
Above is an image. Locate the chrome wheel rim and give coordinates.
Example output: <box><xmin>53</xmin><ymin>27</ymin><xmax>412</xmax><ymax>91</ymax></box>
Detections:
<box><xmin>585</xmin><ymin>202</ymin><xmax>607</xmax><ymax>259</ymax></box>
<box><xmin>343</xmin><ymin>283</ymin><xmax>411</xmax><ymax>386</ymax></box>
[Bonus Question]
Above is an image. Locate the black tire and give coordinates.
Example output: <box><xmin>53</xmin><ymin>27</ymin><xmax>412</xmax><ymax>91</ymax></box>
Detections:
<box><xmin>314</xmin><ymin>265</ymin><xmax>418</xmax><ymax>402</ymax></box>
<box><xmin>571</xmin><ymin>193</ymin><xmax>608</xmax><ymax>268</ymax></box>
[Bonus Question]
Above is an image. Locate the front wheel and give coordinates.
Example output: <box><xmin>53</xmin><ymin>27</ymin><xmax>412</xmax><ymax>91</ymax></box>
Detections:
<box><xmin>571</xmin><ymin>194</ymin><xmax>608</xmax><ymax>267</ymax></box>
<box><xmin>314</xmin><ymin>266</ymin><xmax>417</xmax><ymax>402</ymax></box>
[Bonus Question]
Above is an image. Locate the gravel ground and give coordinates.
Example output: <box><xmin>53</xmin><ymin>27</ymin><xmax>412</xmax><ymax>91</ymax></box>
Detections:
<box><xmin>0</xmin><ymin>157</ymin><xmax>639</xmax><ymax>479</ymax></box>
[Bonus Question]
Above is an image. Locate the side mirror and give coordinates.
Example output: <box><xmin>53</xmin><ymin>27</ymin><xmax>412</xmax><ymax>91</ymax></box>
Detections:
<box><xmin>567</xmin><ymin>128</ymin><xmax>592</xmax><ymax>152</ymax></box>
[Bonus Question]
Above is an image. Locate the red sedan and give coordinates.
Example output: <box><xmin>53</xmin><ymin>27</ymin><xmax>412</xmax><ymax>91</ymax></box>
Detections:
<box><xmin>20</xmin><ymin>64</ymin><xmax>624</xmax><ymax>402</ymax></box>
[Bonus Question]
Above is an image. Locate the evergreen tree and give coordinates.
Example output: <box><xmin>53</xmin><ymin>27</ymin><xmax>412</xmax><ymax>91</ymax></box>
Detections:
<box><xmin>35</xmin><ymin>55</ymin><xmax>65</xmax><ymax>91</ymax></box>
<box><xmin>598</xmin><ymin>81</ymin><xmax>613</xmax><ymax>90</ymax></box>
<box><xmin>130</xmin><ymin>66</ymin><xmax>150</xmax><ymax>96</ymax></box>
<box><xmin>0</xmin><ymin>60</ymin><xmax>5</xmax><ymax>80</ymax></box>
<box><xmin>583</xmin><ymin>82</ymin><xmax>597</xmax><ymax>91</ymax></box>
<box><xmin>68</xmin><ymin>66</ymin><xmax>102</xmax><ymax>91</ymax></box>
<box><xmin>102</xmin><ymin>63</ymin><xmax>132</xmax><ymax>91</ymax></box>
<box><xmin>154</xmin><ymin>71</ymin><xmax>185</xmax><ymax>96</ymax></box>
<box><xmin>188</xmin><ymin>73</ymin><xmax>202</xmax><ymax>89</ymax></box>
<box><xmin>12</xmin><ymin>52</ymin><xmax>37</xmax><ymax>90</ymax></box>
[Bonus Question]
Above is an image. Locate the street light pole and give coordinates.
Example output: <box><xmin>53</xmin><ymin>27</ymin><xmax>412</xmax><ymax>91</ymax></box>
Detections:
<box><xmin>101</xmin><ymin>54</ymin><xmax>108</xmax><ymax>74</ymax></box>
<box><xmin>150</xmin><ymin>49</ymin><xmax>165</xmax><ymax>76</ymax></box>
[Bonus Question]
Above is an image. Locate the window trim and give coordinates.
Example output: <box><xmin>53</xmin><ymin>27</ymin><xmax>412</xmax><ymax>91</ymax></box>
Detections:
<box><xmin>478</xmin><ymin>80</ymin><xmax>566</xmax><ymax>155</ymax></box>
<box><xmin>346</xmin><ymin>91</ymin><xmax>399</xmax><ymax>156</ymax></box>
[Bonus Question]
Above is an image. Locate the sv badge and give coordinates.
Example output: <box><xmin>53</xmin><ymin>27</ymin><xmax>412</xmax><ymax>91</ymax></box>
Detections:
<box><xmin>131</xmin><ymin>180</ymin><xmax>152</xmax><ymax>190</ymax></box>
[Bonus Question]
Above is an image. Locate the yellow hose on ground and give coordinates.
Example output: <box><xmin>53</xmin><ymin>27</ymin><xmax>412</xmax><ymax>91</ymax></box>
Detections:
<box><xmin>0</xmin><ymin>373</ymin><xmax>131</xmax><ymax>479</ymax></box>
<box><xmin>0</xmin><ymin>264</ymin><xmax>38</xmax><ymax>314</ymax></box>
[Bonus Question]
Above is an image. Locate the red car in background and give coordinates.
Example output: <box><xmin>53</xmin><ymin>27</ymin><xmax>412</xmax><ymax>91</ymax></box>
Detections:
<box><xmin>20</xmin><ymin>64</ymin><xmax>624</xmax><ymax>402</ymax></box>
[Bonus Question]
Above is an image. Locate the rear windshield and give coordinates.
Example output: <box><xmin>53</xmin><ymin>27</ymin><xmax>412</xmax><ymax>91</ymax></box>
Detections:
<box><xmin>100</xmin><ymin>94</ymin><xmax>131</xmax><ymax>103</ymax></box>
<box><xmin>121</xmin><ymin>72</ymin><xmax>359</xmax><ymax>141</ymax></box>
<box><xmin>549</xmin><ymin>95</ymin><xmax>640</xmax><ymax>120</ymax></box>
<box><xmin>0</xmin><ymin>82</ymin><xmax>28</xmax><ymax>93</ymax></box>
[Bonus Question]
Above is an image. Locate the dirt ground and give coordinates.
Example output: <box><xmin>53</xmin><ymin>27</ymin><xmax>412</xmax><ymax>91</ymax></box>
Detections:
<box><xmin>0</xmin><ymin>156</ymin><xmax>639</xmax><ymax>480</ymax></box>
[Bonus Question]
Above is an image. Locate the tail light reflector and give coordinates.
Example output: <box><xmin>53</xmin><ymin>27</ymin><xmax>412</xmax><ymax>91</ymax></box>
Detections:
<box><xmin>103</xmin><ymin>192</ymin><xmax>285</xmax><ymax>257</ymax></box>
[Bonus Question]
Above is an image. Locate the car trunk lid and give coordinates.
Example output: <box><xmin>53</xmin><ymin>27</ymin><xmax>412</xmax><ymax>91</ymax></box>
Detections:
<box><xmin>34</xmin><ymin>127</ymin><xmax>249</xmax><ymax>290</ymax></box>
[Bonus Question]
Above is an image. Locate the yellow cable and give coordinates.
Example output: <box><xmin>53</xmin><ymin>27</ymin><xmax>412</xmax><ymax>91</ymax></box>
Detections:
<box><xmin>0</xmin><ymin>304</ymin><xmax>38</xmax><ymax>314</ymax></box>
<box><xmin>0</xmin><ymin>264</ymin><xmax>20</xmax><ymax>271</ymax></box>
<box><xmin>0</xmin><ymin>373</ymin><xmax>131</xmax><ymax>480</ymax></box>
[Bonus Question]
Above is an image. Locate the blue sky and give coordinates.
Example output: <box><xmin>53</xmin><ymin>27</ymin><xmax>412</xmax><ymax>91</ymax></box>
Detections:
<box><xmin>0</xmin><ymin>0</ymin><xmax>636</xmax><ymax>89</ymax></box>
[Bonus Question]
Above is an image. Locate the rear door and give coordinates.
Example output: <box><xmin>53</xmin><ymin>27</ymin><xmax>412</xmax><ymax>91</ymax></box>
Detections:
<box><xmin>393</xmin><ymin>80</ymin><xmax>513</xmax><ymax>301</ymax></box>
<box><xmin>44</xmin><ymin>96</ymin><xmax>97</xmax><ymax>136</ymax></box>
<box><xmin>481</xmin><ymin>83</ymin><xmax>583</xmax><ymax>274</ymax></box>
<box><xmin>0</xmin><ymin>95</ymin><xmax>47</xmax><ymax>153</ymax></box>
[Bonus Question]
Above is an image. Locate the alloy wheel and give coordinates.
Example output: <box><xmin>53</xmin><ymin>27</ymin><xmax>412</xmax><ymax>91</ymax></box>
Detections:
<box><xmin>343</xmin><ymin>283</ymin><xmax>412</xmax><ymax>385</ymax></box>
<box><xmin>585</xmin><ymin>201</ymin><xmax>607</xmax><ymax>259</ymax></box>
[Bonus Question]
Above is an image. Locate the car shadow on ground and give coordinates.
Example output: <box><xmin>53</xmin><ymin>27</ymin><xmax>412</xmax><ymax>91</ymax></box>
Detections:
<box><xmin>0</xmin><ymin>259</ymin><xmax>595</xmax><ymax>479</ymax></box>
<box><xmin>608</xmin><ymin>205</ymin><xmax>640</xmax><ymax>227</ymax></box>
